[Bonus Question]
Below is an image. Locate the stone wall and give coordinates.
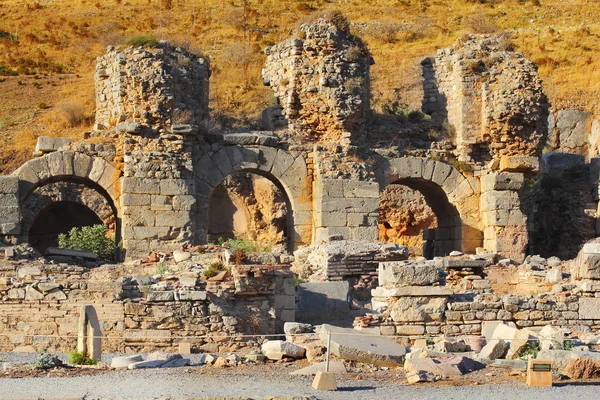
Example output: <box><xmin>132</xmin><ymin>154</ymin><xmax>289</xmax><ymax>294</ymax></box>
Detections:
<box><xmin>262</xmin><ymin>16</ymin><xmax>372</xmax><ymax>143</ymax></box>
<box><xmin>0</xmin><ymin>262</ymin><xmax>294</xmax><ymax>353</ymax></box>
<box><xmin>364</xmin><ymin>253</ymin><xmax>600</xmax><ymax>337</ymax></box>
<box><xmin>0</xmin><ymin>176</ymin><xmax>20</xmax><ymax>240</ymax></box>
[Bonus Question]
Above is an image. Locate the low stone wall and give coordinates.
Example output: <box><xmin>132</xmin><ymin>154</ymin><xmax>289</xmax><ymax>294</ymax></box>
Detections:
<box><xmin>0</xmin><ymin>262</ymin><xmax>295</xmax><ymax>353</ymax></box>
<box><xmin>363</xmin><ymin>255</ymin><xmax>600</xmax><ymax>338</ymax></box>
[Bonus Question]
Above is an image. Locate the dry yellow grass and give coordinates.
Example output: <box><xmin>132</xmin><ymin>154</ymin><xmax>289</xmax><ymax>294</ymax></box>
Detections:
<box><xmin>0</xmin><ymin>0</ymin><xmax>598</xmax><ymax>173</ymax></box>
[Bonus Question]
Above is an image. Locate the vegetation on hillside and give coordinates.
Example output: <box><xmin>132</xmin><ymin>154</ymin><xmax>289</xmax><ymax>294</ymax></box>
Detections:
<box><xmin>0</xmin><ymin>0</ymin><xmax>598</xmax><ymax>173</ymax></box>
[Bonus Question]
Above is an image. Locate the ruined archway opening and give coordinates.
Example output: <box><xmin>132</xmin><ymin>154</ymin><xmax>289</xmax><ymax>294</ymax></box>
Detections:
<box><xmin>28</xmin><ymin>201</ymin><xmax>104</xmax><ymax>254</ymax></box>
<box><xmin>379</xmin><ymin>179</ymin><xmax>462</xmax><ymax>258</ymax></box>
<box><xmin>207</xmin><ymin>171</ymin><xmax>290</xmax><ymax>251</ymax></box>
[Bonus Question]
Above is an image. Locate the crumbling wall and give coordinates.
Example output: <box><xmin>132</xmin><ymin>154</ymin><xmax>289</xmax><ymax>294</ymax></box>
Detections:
<box><xmin>0</xmin><ymin>262</ymin><xmax>294</xmax><ymax>353</ymax></box>
<box><xmin>525</xmin><ymin>154</ymin><xmax>596</xmax><ymax>260</ymax></box>
<box><xmin>378</xmin><ymin>185</ymin><xmax>437</xmax><ymax>256</ymax></box>
<box><xmin>262</xmin><ymin>16</ymin><xmax>372</xmax><ymax>144</ymax></box>
<box><xmin>423</xmin><ymin>34</ymin><xmax>549</xmax><ymax>166</ymax></box>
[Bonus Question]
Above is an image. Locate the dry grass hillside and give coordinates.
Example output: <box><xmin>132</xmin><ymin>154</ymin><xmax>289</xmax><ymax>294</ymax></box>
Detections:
<box><xmin>0</xmin><ymin>0</ymin><xmax>599</xmax><ymax>173</ymax></box>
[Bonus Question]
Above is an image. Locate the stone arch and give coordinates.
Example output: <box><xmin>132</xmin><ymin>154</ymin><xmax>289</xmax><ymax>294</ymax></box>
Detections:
<box><xmin>376</xmin><ymin>157</ymin><xmax>482</xmax><ymax>255</ymax></box>
<box><xmin>14</xmin><ymin>151</ymin><xmax>122</xmax><ymax>206</ymax></box>
<box><xmin>194</xmin><ymin>145</ymin><xmax>312</xmax><ymax>250</ymax></box>
<box><xmin>13</xmin><ymin>151</ymin><xmax>122</xmax><ymax>252</ymax></box>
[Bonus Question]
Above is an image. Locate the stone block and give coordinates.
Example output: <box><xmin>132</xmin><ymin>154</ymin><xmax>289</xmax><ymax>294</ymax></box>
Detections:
<box><xmin>389</xmin><ymin>296</ymin><xmax>447</xmax><ymax>323</ymax></box>
<box><xmin>297</xmin><ymin>281</ymin><xmax>349</xmax><ymax>322</ymax></box>
<box><xmin>350</xmin><ymin>226</ymin><xmax>379</xmax><ymax>242</ymax></box>
<box><xmin>122</xmin><ymin>178</ymin><xmax>160</xmax><ymax>195</ymax></box>
<box><xmin>0</xmin><ymin>194</ymin><xmax>18</xmax><ymax>208</ymax></box>
<box><xmin>480</xmin><ymin>191</ymin><xmax>520</xmax><ymax>212</ymax></box>
<box><xmin>343</xmin><ymin>180</ymin><xmax>379</xmax><ymax>198</ymax></box>
<box><xmin>315</xmin><ymin>211</ymin><xmax>347</xmax><ymax>227</ymax></box>
<box><xmin>319</xmin><ymin>324</ymin><xmax>406</xmax><ymax>366</ymax></box>
<box><xmin>481</xmin><ymin>172</ymin><xmax>524</xmax><ymax>191</ymax></box>
<box><xmin>541</xmin><ymin>153</ymin><xmax>585</xmax><ymax>175</ymax></box>
<box><xmin>431</xmin><ymin>162</ymin><xmax>453</xmax><ymax>186</ymax></box>
<box><xmin>378</xmin><ymin>262</ymin><xmax>443</xmax><ymax>287</ymax></box>
<box><xmin>35</xmin><ymin>136</ymin><xmax>71</xmax><ymax>153</ymax></box>
<box><xmin>155</xmin><ymin>211</ymin><xmax>192</xmax><ymax>227</ymax></box>
<box><xmin>579</xmin><ymin>297</ymin><xmax>600</xmax><ymax>319</ymax></box>
<box><xmin>73</xmin><ymin>153</ymin><xmax>92</xmax><ymax>177</ymax></box>
<box><xmin>395</xmin><ymin>325</ymin><xmax>426</xmax><ymax>335</ymax></box>
<box><xmin>0</xmin><ymin>176</ymin><xmax>19</xmax><ymax>194</ymax></box>
<box><xmin>500</xmin><ymin>155</ymin><xmax>539</xmax><ymax>173</ymax></box>
<box><xmin>173</xmin><ymin>195</ymin><xmax>196</xmax><ymax>211</ymax></box>
<box><xmin>160</xmin><ymin>179</ymin><xmax>193</xmax><ymax>195</ymax></box>
<box><xmin>120</xmin><ymin>194</ymin><xmax>151</xmax><ymax>206</ymax></box>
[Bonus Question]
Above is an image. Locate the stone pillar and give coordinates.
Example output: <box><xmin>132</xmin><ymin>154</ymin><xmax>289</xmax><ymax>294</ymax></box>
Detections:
<box><xmin>0</xmin><ymin>176</ymin><xmax>20</xmax><ymax>241</ymax></box>
<box><xmin>77</xmin><ymin>305</ymin><xmax>102</xmax><ymax>361</ymax></box>
<box><xmin>313</xmin><ymin>177</ymin><xmax>379</xmax><ymax>243</ymax></box>
<box><xmin>481</xmin><ymin>172</ymin><xmax>527</xmax><ymax>261</ymax></box>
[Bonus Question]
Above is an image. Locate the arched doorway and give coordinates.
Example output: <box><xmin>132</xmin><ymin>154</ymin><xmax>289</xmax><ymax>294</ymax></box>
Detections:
<box><xmin>377</xmin><ymin>157</ymin><xmax>482</xmax><ymax>256</ymax></box>
<box><xmin>20</xmin><ymin>179</ymin><xmax>118</xmax><ymax>256</ymax></box>
<box><xmin>207</xmin><ymin>171</ymin><xmax>291</xmax><ymax>251</ymax></box>
<box><xmin>194</xmin><ymin>145</ymin><xmax>313</xmax><ymax>251</ymax></box>
<box><xmin>380</xmin><ymin>178</ymin><xmax>462</xmax><ymax>258</ymax></box>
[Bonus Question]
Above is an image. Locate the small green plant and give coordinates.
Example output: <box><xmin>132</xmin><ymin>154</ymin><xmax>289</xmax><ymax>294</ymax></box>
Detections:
<box><xmin>224</xmin><ymin>238</ymin><xmax>259</xmax><ymax>253</ymax></box>
<box><xmin>33</xmin><ymin>352</ymin><xmax>63</xmax><ymax>369</ymax></box>
<box><xmin>518</xmin><ymin>340</ymin><xmax>541</xmax><ymax>360</ymax></box>
<box><xmin>58</xmin><ymin>224</ymin><xmax>117</xmax><ymax>262</ymax></box>
<box><xmin>139</xmin><ymin>284</ymin><xmax>152</xmax><ymax>295</ymax></box>
<box><xmin>68</xmin><ymin>350</ymin><xmax>98</xmax><ymax>365</ymax></box>
<box><xmin>452</xmin><ymin>159</ymin><xmax>472</xmax><ymax>173</ymax></box>
<box><xmin>557</xmin><ymin>339</ymin><xmax>575</xmax><ymax>351</ymax></box>
<box><xmin>124</xmin><ymin>34</ymin><xmax>159</xmax><ymax>48</ymax></box>
<box><xmin>156</xmin><ymin>262</ymin><xmax>168</xmax><ymax>275</ymax></box>
<box><xmin>204</xmin><ymin>259</ymin><xmax>225</xmax><ymax>278</ymax></box>
<box><xmin>294</xmin><ymin>275</ymin><xmax>305</xmax><ymax>288</ymax></box>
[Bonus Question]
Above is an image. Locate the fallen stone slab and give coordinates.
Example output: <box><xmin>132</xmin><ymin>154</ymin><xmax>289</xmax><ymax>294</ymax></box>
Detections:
<box><xmin>490</xmin><ymin>359</ymin><xmax>527</xmax><ymax>371</ymax></box>
<box><xmin>318</xmin><ymin>324</ymin><xmax>406</xmax><ymax>366</ymax></box>
<box><xmin>261</xmin><ymin>340</ymin><xmax>306</xmax><ymax>360</ymax></box>
<box><xmin>491</xmin><ymin>323</ymin><xmax>532</xmax><ymax>359</ymax></box>
<box><xmin>161</xmin><ymin>358</ymin><xmax>190</xmax><ymax>368</ymax></box>
<box><xmin>111</xmin><ymin>355</ymin><xmax>143</xmax><ymax>368</ymax></box>
<box><xmin>45</xmin><ymin>247</ymin><xmax>98</xmax><ymax>260</ymax></box>
<box><xmin>433</xmin><ymin>340</ymin><xmax>467</xmax><ymax>353</ymax></box>
<box><xmin>147</xmin><ymin>352</ymin><xmax>183</xmax><ymax>362</ymax></box>
<box><xmin>290</xmin><ymin>361</ymin><xmax>347</xmax><ymax>376</ymax></box>
<box><xmin>478</xmin><ymin>339</ymin><xmax>508</xmax><ymax>361</ymax></box>
<box><xmin>128</xmin><ymin>360</ymin><xmax>168</xmax><ymax>369</ymax></box>
<box><xmin>565</xmin><ymin>358</ymin><xmax>600</xmax><ymax>379</ymax></box>
<box><xmin>405</xmin><ymin>356</ymin><xmax>486</xmax><ymax>384</ymax></box>
<box><xmin>539</xmin><ymin>325</ymin><xmax>564</xmax><ymax>350</ymax></box>
<box><xmin>537</xmin><ymin>350</ymin><xmax>600</xmax><ymax>374</ymax></box>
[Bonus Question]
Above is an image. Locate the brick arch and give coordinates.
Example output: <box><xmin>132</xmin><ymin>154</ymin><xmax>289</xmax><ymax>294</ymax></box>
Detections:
<box><xmin>376</xmin><ymin>157</ymin><xmax>482</xmax><ymax>254</ymax></box>
<box><xmin>194</xmin><ymin>145</ymin><xmax>312</xmax><ymax>250</ymax></box>
<box><xmin>13</xmin><ymin>151</ymin><xmax>122</xmax><ymax>207</ymax></box>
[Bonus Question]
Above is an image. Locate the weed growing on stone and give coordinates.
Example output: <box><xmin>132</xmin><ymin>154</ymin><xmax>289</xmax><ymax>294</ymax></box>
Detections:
<box><xmin>68</xmin><ymin>350</ymin><xmax>98</xmax><ymax>366</ymax></box>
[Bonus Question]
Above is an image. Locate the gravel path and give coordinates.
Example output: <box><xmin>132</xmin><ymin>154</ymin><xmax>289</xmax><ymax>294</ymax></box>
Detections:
<box><xmin>1</xmin><ymin>369</ymin><xmax>599</xmax><ymax>400</ymax></box>
<box><xmin>1</xmin><ymin>352</ymin><xmax>599</xmax><ymax>399</ymax></box>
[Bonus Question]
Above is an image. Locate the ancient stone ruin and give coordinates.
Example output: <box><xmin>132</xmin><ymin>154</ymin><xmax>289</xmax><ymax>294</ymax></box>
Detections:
<box><xmin>1</xmin><ymin>16</ymin><xmax>600</xmax><ymax>359</ymax></box>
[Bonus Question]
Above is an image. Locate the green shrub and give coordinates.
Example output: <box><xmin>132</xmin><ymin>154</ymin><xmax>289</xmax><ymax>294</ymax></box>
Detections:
<box><xmin>517</xmin><ymin>340</ymin><xmax>541</xmax><ymax>360</ymax></box>
<box><xmin>156</xmin><ymin>262</ymin><xmax>168</xmax><ymax>275</ymax></box>
<box><xmin>124</xmin><ymin>34</ymin><xmax>159</xmax><ymax>48</ymax></box>
<box><xmin>33</xmin><ymin>352</ymin><xmax>63</xmax><ymax>369</ymax></box>
<box><xmin>58</xmin><ymin>224</ymin><xmax>116</xmax><ymax>262</ymax></box>
<box><xmin>68</xmin><ymin>350</ymin><xmax>98</xmax><ymax>365</ymax></box>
